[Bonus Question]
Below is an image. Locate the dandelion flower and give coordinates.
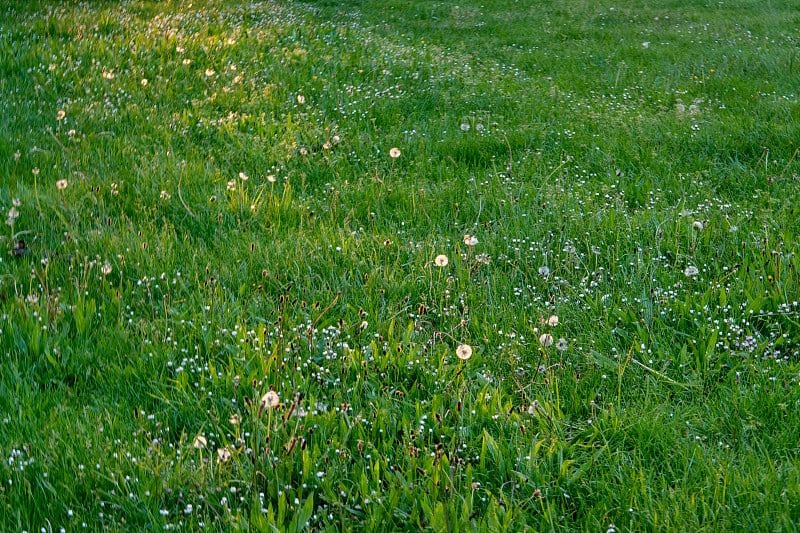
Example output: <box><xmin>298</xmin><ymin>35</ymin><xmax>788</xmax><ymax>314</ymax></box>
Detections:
<box><xmin>463</xmin><ymin>234</ymin><xmax>478</xmax><ymax>247</ymax></box>
<box><xmin>193</xmin><ymin>435</ymin><xmax>207</xmax><ymax>449</ymax></box>
<box><xmin>228</xmin><ymin>414</ymin><xmax>241</xmax><ymax>425</ymax></box>
<box><xmin>227</xmin><ymin>179</ymin><xmax>236</xmax><ymax>191</ymax></box>
<box><xmin>217</xmin><ymin>447</ymin><xmax>231</xmax><ymax>463</ymax></box>
<box><xmin>238</xmin><ymin>172</ymin><xmax>248</xmax><ymax>181</ymax></box>
<box><xmin>460</xmin><ymin>123</ymin><xmax>470</xmax><ymax>131</ymax></box>
<box><xmin>205</xmin><ymin>69</ymin><xmax>215</xmax><ymax>77</ymax></box>
<box><xmin>434</xmin><ymin>254</ymin><xmax>449</xmax><ymax>267</ymax></box>
<box><xmin>684</xmin><ymin>265</ymin><xmax>699</xmax><ymax>277</ymax></box>
<box><xmin>8</xmin><ymin>207</ymin><xmax>19</xmax><ymax>220</ymax></box>
<box><xmin>538</xmin><ymin>265</ymin><xmax>550</xmax><ymax>277</ymax></box>
<box><xmin>101</xmin><ymin>261</ymin><xmax>112</xmax><ymax>276</ymax></box>
<box><xmin>323</xmin><ymin>142</ymin><xmax>331</xmax><ymax>150</ymax></box>
<box><xmin>389</xmin><ymin>147</ymin><xmax>401</xmax><ymax>159</ymax></box>
<box><xmin>297</xmin><ymin>94</ymin><xmax>306</xmax><ymax>105</ymax></box>
<box><xmin>32</xmin><ymin>167</ymin><xmax>39</xmax><ymax>176</ymax></box>
<box><xmin>56</xmin><ymin>110</ymin><xmax>66</xmax><ymax>121</ymax></box>
<box><xmin>141</xmin><ymin>78</ymin><xmax>148</xmax><ymax>86</ymax></box>
<box><xmin>642</xmin><ymin>41</ymin><xmax>650</xmax><ymax>48</ymax></box>
<box><xmin>266</xmin><ymin>174</ymin><xmax>277</xmax><ymax>183</ymax></box>
<box><xmin>556</xmin><ymin>338</ymin><xmax>568</xmax><ymax>352</ymax></box>
<box><xmin>332</xmin><ymin>135</ymin><xmax>341</xmax><ymax>145</ymax></box>
<box><xmin>693</xmin><ymin>220</ymin><xmax>704</xmax><ymax>231</ymax></box>
<box><xmin>476</xmin><ymin>253</ymin><xmax>491</xmax><ymax>265</ymax></box>
<box><xmin>160</xmin><ymin>190</ymin><xmax>171</xmax><ymax>200</ymax></box>
<box><xmin>547</xmin><ymin>315</ymin><xmax>559</xmax><ymax>327</ymax></box>
<box><xmin>12</xmin><ymin>198</ymin><xmax>21</xmax><ymax>207</ymax></box>
<box><xmin>182</xmin><ymin>58</ymin><xmax>192</xmax><ymax>66</ymax></box>
<box><xmin>539</xmin><ymin>333</ymin><xmax>554</xmax><ymax>347</ymax></box>
<box><xmin>56</xmin><ymin>179</ymin><xmax>68</xmax><ymax>190</ymax></box>
<box><xmin>260</xmin><ymin>390</ymin><xmax>280</xmax><ymax>410</ymax></box>
<box><xmin>456</xmin><ymin>344</ymin><xmax>473</xmax><ymax>360</ymax></box>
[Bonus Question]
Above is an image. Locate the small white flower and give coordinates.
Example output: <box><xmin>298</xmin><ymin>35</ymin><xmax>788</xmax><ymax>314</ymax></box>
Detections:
<box><xmin>389</xmin><ymin>147</ymin><xmax>401</xmax><ymax>159</ymax></box>
<box><xmin>538</xmin><ymin>265</ymin><xmax>550</xmax><ymax>277</ymax></box>
<box><xmin>684</xmin><ymin>265</ymin><xmax>699</xmax><ymax>277</ymax></box>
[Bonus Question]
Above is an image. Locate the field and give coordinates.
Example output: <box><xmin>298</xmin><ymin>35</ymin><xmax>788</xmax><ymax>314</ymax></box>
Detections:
<box><xmin>2</xmin><ymin>0</ymin><xmax>800</xmax><ymax>530</ymax></box>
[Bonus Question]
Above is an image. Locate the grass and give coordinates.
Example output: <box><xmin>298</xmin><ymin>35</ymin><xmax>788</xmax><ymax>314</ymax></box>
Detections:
<box><xmin>1</xmin><ymin>0</ymin><xmax>800</xmax><ymax>530</ymax></box>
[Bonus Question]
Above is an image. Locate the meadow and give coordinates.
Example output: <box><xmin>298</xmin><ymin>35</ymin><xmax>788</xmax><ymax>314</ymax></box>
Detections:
<box><xmin>1</xmin><ymin>0</ymin><xmax>800</xmax><ymax>530</ymax></box>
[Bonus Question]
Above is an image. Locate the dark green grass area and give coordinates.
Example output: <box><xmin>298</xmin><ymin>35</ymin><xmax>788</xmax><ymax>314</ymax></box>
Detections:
<box><xmin>1</xmin><ymin>0</ymin><xmax>800</xmax><ymax>530</ymax></box>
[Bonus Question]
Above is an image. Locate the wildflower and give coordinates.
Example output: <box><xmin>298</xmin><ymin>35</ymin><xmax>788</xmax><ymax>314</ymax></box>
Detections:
<box><xmin>56</xmin><ymin>179</ymin><xmax>68</xmax><ymax>190</ymax></box>
<box><xmin>228</xmin><ymin>414</ymin><xmax>241</xmax><ymax>425</ymax></box>
<box><xmin>299</xmin><ymin>147</ymin><xmax>308</xmax><ymax>156</ymax></box>
<box><xmin>141</xmin><ymin>78</ymin><xmax>148</xmax><ymax>86</ymax></box>
<box><xmin>539</xmin><ymin>333</ymin><xmax>554</xmax><ymax>347</ymax></box>
<box><xmin>684</xmin><ymin>265</ymin><xmax>699</xmax><ymax>277</ymax></box>
<box><xmin>101</xmin><ymin>261</ymin><xmax>112</xmax><ymax>276</ymax></box>
<box><xmin>642</xmin><ymin>41</ymin><xmax>650</xmax><ymax>48</ymax></box>
<box><xmin>8</xmin><ymin>207</ymin><xmax>19</xmax><ymax>220</ymax></box>
<box><xmin>332</xmin><ymin>135</ymin><xmax>341</xmax><ymax>145</ymax></box>
<box><xmin>323</xmin><ymin>142</ymin><xmax>331</xmax><ymax>150</ymax></box>
<box><xmin>389</xmin><ymin>147</ymin><xmax>401</xmax><ymax>159</ymax></box>
<box><xmin>463</xmin><ymin>234</ymin><xmax>478</xmax><ymax>247</ymax></box>
<box><xmin>192</xmin><ymin>435</ymin><xmax>207</xmax><ymax>449</ymax></box>
<box><xmin>217</xmin><ymin>447</ymin><xmax>232</xmax><ymax>463</ymax></box>
<box><xmin>160</xmin><ymin>190</ymin><xmax>171</xmax><ymax>200</ymax></box>
<box><xmin>238</xmin><ymin>172</ymin><xmax>248</xmax><ymax>181</ymax></box>
<box><xmin>56</xmin><ymin>110</ymin><xmax>66</xmax><ymax>121</ymax></box>
<box><xmin>227</xmin><ymin>179</ymin><xmax>236</xmax><ymax>191</ymax></box>
<box><xmin>32</xmin><ymin>167</ymin><xmax>39</xmax><ymax>176</ymax></box>
<box><xmin>27</xmin><ymin>293</ymin><xmax>39</xmax><ymax>305</ymax></box>
<box><xmin>538</xmin><ymin>265</ymin><xmax>550</xmax><ymax>277</ymax></box>
<box><xmin>456</xmin><ymin>344</ymin><xmax>473</xmax><ymax>360</ymax></box>
<box><xmin>182</xmin><ymin>58</ymin><xmax>192</xmax><ymax>66</ymax></box>
<box><xmin>556</xmin><ymin>338</ymin><xmax>568</xmax><ymax>351</ymax></box>
<box><xmin>14</xmin><ymin>150</ymin><xmax>21</xmax><ymax>161</ymax></box>
<box><xmin>460</xmin><ymin>123</ymin><xmax>470</xmax><ymax>131</ymax></box>
<box><xmin>434</xmin><ymin>254</ymin><xmax>449</xmax><ymax>267</ymax></box>
<box><xmin>547</xmin><ymin>315</ymin><xmax>559</xmax><ymax>327</ymax></box>
<box><xmin>693</xmin><ymin>220</ymin><xmax>704</xmax><ymax>231</ymax></box>
<box><xmin>260</xmin><ymin>390</ymin><xmax>280</xmax><ymax>412</ymax></box>
<box><xmin>205</xmin><ymin>68</ymin><xmax>215</xmax><ymax>77</ymax></box>
<box><xmin>297</xmin><ymin>94</ymin><xmax>305</xmax><ymax>105</ymax></box>
<box><xmin>476</xmin><ymin>253</ymin><xmax>491</xmax><ymax>265</ymax></box>
<box><xmin>266</xmin><ymin>174</ymin><xmax>277</xmax><ymax>183</ymax></box>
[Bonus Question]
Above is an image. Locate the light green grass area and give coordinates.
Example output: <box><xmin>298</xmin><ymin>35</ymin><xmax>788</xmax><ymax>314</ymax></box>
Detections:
<box><xmin>2</xmin><ymin>0</ymin><xmax>800</xmax><ymax>530</ymax></box>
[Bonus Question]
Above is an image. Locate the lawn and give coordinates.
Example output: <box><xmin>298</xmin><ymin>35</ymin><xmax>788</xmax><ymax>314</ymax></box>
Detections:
<box><xmin>1</xmin><ymin>0</ymin><xmax>800</xmax><ymax>530</ymax></box>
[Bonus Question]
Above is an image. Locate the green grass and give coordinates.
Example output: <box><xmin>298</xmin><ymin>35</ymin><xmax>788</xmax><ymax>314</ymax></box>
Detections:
<box><xmin>1</xmin><ymin>0</ymin><xmax>800</xmax><ymax>530</ymax></box>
